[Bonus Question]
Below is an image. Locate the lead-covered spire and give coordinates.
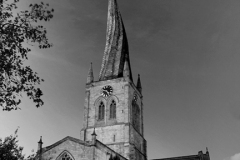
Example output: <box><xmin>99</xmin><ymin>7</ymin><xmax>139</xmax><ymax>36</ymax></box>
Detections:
<box><xmin>99</xmin><ymin>0</ymin><xmax>133</xmax><ymax>81</ymax></box>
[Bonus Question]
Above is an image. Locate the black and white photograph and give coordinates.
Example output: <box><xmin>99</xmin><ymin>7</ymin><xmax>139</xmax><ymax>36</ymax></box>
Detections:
<box><xmin>1</xmin><ymin>0</ymin><xmax>240</xmax><ymax>160</ymax></box>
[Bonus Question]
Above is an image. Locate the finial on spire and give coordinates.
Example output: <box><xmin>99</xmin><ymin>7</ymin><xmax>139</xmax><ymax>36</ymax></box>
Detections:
<box><xmin>87</xmin><ymin>62</ymin><xmax>94</xmax><ymax>84</ymax></box>
<box><xmin>91</xmin><ymin>128</ymin><xmax>97</xmax><ymax>145</ymax></box>
<box><xmin>91</xmin><ymin>128</ymin><xmax>97</xmax><ymax>136</ymax></box>
<box><xmin>124</xmin><ymin>57</ymin><xmax>130</xmax><ymax>78</ymax></box>
<box><xmin>206</xmin><ymin>147</ymin><xmax>210</xmax><ymax>159</ymax></box>
<box><xmin>38</xmin><ymin>136</ymin><xmax>43</xmax><ymax>153</ymax></box>
<box><xmin>137</xmin><ymin>74</ymin><xmax>142</xmax><ymax>94</ymax></box>
<box><xmin>38</xmin><ymin>136</ymin><xmax>43</xmax><ymax>144</ymax></box>
<box><xmin>206</xmin><ymin>147</ymin><xmax>209</xmax><ymax>154</ymax></box>
<box><xmin>99</xmin><ymin>0</ymin><xmax>133</xmax><ymax>81</ymax></box>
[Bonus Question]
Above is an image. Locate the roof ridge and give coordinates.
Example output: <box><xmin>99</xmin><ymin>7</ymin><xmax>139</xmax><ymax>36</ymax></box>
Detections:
<box><xmin>42</xmin><ymin>136</ymin><xmax>91</xmax><ymax>153</ymax></box>
<box><xmin>151</xmin><ymin>154</ymin><xmax>201</xmax><ymax>160</ymax></box>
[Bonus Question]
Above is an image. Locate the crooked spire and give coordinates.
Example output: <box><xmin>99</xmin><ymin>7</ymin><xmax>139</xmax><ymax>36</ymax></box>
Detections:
<box><xmin>87</xmin><ymin>63</ymin><xmax>94</xmax><ymax>84</ymax></box>
<box><xmin>99</xmin><ymin>0</ymin><xmax>133</xmax><ymax>81</ymax></box>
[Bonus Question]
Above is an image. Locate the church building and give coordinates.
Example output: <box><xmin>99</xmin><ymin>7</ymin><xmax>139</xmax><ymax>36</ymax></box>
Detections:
<box><xmin>36</xmin><ymin>1</ymin><xmax>211</xmax><ymax>160</ymax></box>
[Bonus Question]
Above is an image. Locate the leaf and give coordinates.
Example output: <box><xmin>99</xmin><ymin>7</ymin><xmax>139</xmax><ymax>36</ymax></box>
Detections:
<box><xmin>1</xmin><ymin>0</ymin><xmax>54</xmax><ymax>111</ymax></box>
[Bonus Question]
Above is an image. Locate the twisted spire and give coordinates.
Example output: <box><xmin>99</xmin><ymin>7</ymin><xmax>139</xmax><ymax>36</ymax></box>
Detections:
<box><xmin>99</xmin><ymin>0</ymin><xmax>133</xmax><ymax>81</ymax></box>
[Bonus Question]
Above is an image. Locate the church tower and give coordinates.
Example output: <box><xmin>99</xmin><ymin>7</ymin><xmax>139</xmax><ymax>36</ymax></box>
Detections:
<box><xmin>80</xmin><ymin>0</ymin><xmax>147</xmax><ymax>160</ymax></box>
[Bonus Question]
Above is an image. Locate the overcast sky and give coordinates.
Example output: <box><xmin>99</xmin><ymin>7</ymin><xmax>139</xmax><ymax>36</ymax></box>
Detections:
<box><xmin>1</xmin><ymin>0</ymin><xmax>240</xmax><ymax>160</ymax></box>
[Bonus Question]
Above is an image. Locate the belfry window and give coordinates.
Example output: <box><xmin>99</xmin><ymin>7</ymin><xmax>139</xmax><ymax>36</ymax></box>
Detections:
<box><xmin>132</xmin><ymin>100</ymin><xmax>140</xmax><ymax>132</ymax></box>
<box><xmin>60</xmin><ymin>152</ymin><xmax>73</xmax><ymax>160</ymax></box>
<box><xmin>110</xmin><ymin>100</ymin><xmax>116</xmax><ymax>119</ymax></box>
<box><xmin>98</xmin><ymin>101</ymin><xmax>105</xmax><ymax>120</ymax></box>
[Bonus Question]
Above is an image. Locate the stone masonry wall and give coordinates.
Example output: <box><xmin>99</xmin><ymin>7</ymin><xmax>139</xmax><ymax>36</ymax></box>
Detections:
<box><xmin>87</xmin><ymin>78</ymin><xmax>130</xmax><ymax>127</ymax></box>
<box><xmin>41</xmin><ymin>140</ymin><xmax>93</xmax><ymax>160</ymax></box>
<box><xmin>95</xmin><ymin>140</ymin><xmax>127</xmax><ymax>160</ymax></box>
<box><xmin>80</xmin><ymin>77</ymin><xmax>147</xmax><ymax>160</ymax></box>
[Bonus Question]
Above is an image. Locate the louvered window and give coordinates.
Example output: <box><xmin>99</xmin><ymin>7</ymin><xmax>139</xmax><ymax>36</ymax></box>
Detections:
<box><xmin>98</xmin><ymin>101</ymin><xmax>105</xmax><ymax>120</ymax></box>
<box><xmin>110</xmin><ymin>100</ymin><xmax>116</xmax><ymax>119</ymax></box>
<box><xmin>132</xmin><ymin>100</ymin><xmax>140</xmax><ymax>132</ymax></box>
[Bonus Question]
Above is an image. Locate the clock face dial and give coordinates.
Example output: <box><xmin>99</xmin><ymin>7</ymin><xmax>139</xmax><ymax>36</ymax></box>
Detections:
<box><xmin>101</xmin><ymin>85</ymin><xmax>113</xmax><ymax>97</ymax></box>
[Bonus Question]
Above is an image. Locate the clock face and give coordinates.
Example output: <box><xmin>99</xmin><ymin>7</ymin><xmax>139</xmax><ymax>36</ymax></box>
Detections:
<box><xmin>101</xmin><ymin>85</ymin><xmax>113</xmax><ymax>97</ymax></box>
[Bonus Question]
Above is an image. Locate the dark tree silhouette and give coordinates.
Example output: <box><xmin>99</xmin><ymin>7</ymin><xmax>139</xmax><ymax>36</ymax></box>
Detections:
<box><xmin>0</xmin><ymin>0</ymin><xmax>54</xmax><ymax>111</ymax></box>
<box><xmin>0</xmin><ymin>129</ymin><xmax>39</xmax><ymax>160</ymax></box>
<box><xmin>0</xmin><ymin>129</ymin><xmax>25</xmax><ymax>160</ymax></box>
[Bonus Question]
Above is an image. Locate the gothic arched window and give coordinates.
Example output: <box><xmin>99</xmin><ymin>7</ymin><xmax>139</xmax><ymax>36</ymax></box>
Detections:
<box><xmin>110</xmin><ymin>100</ymin><xmax>116</xmax><ymax>119</ymax></box>
<box><xmin>132</xmin><ymin>100</ymin><xmax>140</xmax><ymax>132</ymax></box>
<box><xmin>60</xmin><ymin>152</ymin><xmax>73</xmax><ymax>160</ymax></box>
<box><xmin>98</xmin><ymin>101</ymin><xmax>105</xmax><ymax>120</ymax></box>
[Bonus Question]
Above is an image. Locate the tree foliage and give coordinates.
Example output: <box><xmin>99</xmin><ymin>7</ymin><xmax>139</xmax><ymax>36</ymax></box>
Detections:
<box><xmin>0</xmin><ymin>129</ymin><xmax>37</xmax><ymax>160</ymax></box>
<box><xmin>0</xmin><ymin>0</ymin><xmax>54</xmax><ymax>111</ymax></box>
<box><xmin>0</xmin><ymin>129</ymin><xmax>24</xmax><ymax>160</ymax></box>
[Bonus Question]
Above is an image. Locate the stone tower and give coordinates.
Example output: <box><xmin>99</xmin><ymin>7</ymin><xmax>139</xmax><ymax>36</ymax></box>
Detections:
<box><xmin>80</xmin><ymin>0</ymin><xmax>147</xmax><ymax>160</ymax></box>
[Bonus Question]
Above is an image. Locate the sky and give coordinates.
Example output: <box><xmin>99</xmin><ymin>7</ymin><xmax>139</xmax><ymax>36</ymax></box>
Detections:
<box><xmin>1</xmin><ymin>0</ymin><xmax>240</xmax><ymax>160</ymax></box>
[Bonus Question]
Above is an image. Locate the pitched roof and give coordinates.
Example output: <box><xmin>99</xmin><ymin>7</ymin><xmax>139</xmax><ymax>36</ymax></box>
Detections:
<box><xmin>41</xmin><ymin>136</ymin><xmax>91</xmax><ymax>153</ymax></box>
<box><xmin>152</xmin><ymin>155</ymin><xmax>200</xmax><ymax>160</ymax></box>
<box><xmin>99</xmin><ymin>0</ymin><xmax>133</xmax><ymax>81</ymax></box>
<box><xmin>151</xmin><ymin>152</ymin><xmax>210</xmax><ymax>160</ymax></box>
<box><xmin>39</xmin><ymin>137</ymin><xmax>127</xmax><ymax>160</ymax></box>
<box><xmin>95</xmin><ymin>139</ymin><xmax>128</xmax><ymax>160</ymax></box>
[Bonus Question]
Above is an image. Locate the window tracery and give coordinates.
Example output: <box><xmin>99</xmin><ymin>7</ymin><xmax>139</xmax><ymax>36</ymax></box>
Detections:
<box><xmin>60</xmin><ymin>152</ymin><xmax>73</xmax><ymax>160</ymax></box>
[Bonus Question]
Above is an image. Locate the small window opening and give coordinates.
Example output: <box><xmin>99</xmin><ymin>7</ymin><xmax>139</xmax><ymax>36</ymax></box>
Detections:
<box><xmin>113</xmin><ymin>135</ymin><xmax>116</xmax><ymax>142</ymax></box>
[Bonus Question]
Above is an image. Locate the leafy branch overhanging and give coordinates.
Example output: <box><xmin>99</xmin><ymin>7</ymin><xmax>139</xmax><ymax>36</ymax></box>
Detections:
<box><xmin>0</xmin><ymin>0</ymin><xmax>54</xmax><ymax>111</ymax></box>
